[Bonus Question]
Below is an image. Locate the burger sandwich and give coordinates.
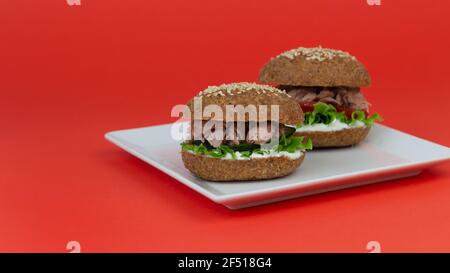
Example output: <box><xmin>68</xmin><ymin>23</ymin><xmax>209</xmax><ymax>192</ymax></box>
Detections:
<box><xmin>259</xmin><ymin>46</ymin><xmax>382</xmax><ymax>147</ymax></box>
<box><xmin>180</xmin><ymin>82</ymin><xmax>312</xmax><ymax>181</ymax></box>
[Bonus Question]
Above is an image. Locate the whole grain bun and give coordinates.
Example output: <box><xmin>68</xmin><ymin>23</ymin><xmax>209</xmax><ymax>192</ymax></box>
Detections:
<box><xmin>186</xmin><ymin>82</ymin><xmax>303</xmax><ymax>125</ymax></box>
<box><xmin>295</xmin><ymin>126</ymin><xmax>370</xmax><ymax>147</ymax></box>
<box><xmin>181</xmin><ymin>150</ymin><xmax>305</xmax><ymax>181</ymax></box>
<box><xmin>259</xmin><ymin>47</ymin><xmax>371</xmax><ymax>87</ymax></box>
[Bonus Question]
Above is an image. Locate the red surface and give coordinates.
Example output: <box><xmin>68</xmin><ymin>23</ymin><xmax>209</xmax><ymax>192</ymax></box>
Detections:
<box><xmin>1</xmin><ymin>0</ymin><xmax>450</xmax><ymax>253</ymax></box>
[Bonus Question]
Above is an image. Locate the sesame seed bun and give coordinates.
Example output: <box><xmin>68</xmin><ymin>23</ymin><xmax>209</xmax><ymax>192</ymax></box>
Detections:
<box><xmin>294</xmin><ymin>126</ymin><xmax>370</xmax><ymax>147</ymax></box>
<box><xmin>186</xmin><ymin>82</ymin><xmax>303</xmax><ymax>125</ymax></box>
<box><xmin>181</xmin><ymin>150</ymin><xmax>305</xmax><ymax>181</ymax></box>
<box><xmin>259</xmin><ymin>47</ymin><xmax>371</xmax><ymax>87</ymax></box>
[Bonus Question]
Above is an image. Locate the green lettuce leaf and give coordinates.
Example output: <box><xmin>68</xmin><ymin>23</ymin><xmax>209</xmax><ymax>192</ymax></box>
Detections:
<box><xmin>301</xmin><ymin>102</ymin><xmax>383</xmax><ymax>127</ymax></box>
<box><xmin>181</xmin><ymin>135</ymin><xmax>312</xmax><ymax>158</ymax></box>
<box><xmin>276</xmin><ymin>134</ymin><xmax>313</xmax><ymax>153</ymax></box>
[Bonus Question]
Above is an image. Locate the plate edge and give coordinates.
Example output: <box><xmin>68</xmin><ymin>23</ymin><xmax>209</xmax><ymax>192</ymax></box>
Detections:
<box><xmin>104</xmin><ymin>131</ymin><xmax>223</xmax><ymax>203</ymax></box>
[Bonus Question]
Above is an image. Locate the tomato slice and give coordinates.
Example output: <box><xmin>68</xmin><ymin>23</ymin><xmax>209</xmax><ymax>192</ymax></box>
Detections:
<box><xmin>298</xmin><ymin>102</ymin><xmax>315</xmax><ymax>113</ymax></box>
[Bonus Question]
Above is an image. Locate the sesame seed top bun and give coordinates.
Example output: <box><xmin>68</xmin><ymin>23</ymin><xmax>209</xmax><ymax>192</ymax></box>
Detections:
<box><xmin>186</xmin><ymin>82</ymin><xmax>303</xmax><ymax>125</ymax></box>
<box><xmin>259</xmin><ymin>47</ymin><xmax>371</xmax><ymax>87</ymax></box>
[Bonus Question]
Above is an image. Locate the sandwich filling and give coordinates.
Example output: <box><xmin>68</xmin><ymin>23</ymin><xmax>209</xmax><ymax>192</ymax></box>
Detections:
<box><xmin>181</xmin><ymin>121</ymin><xmax>312</xmax><ymax>160</ymax></box>
<box><xmin>283</xmin><ymin>86</ymin><xmax>382</xmax><ymax>132</ymax></box>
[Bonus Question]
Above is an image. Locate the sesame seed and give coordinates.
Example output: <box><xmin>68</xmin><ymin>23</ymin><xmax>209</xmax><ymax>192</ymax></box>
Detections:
<box><xmin>276</xmin><ymin>46</ymin><xmax>356</xmax><ymax>62</ymax></box>
<box><xmin>196</xmin><ymin>82</ymin><xmax>287</xmax><ymax>98</ymax></box>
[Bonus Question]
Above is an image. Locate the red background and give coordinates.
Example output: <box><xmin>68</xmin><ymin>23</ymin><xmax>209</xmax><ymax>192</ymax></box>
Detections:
<box><xmin>1</xmin><ymin>0</ymin><xmax>450</xmax><ymax>252</ymax></box>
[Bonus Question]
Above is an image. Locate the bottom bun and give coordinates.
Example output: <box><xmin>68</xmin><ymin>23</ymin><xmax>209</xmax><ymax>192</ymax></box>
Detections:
<box><xmin>181</xmin><ymin>151</ymin><xmax>305</xmax><ymax>181</ymax></box>
<box><xmin>295</xmin><ymin>126</ymin><xmax>370</xmax><ymax>148</ymax></box>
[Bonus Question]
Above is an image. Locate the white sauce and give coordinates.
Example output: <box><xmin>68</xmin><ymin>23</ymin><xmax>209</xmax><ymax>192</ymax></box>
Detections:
<box><xmin>226</xmin><ymin>150</ymin><xmax>303</xmax><ymax>160</ymax></box>
<box><xmin>296</xmin><ymin>120</ymin><xmax>365</xmax><ymax>132</ymax></box>
<box><xmin>187</xmin><ymin>150</ymin><xmax>303</xmax><ymax>161</ymax></box>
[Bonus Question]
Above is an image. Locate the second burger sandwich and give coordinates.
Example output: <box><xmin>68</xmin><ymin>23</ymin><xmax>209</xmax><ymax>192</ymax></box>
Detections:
<box><xmin>259</xmin><ymin>46</ymin><xmax>382</xmax><ymax>147</ymax></box>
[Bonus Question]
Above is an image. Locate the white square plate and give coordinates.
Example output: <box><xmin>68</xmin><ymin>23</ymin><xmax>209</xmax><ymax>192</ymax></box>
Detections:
<box><xmin>105</xmin><ymin>123</ymin><xmax>450</xmax><ymax>209</ymax></box>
